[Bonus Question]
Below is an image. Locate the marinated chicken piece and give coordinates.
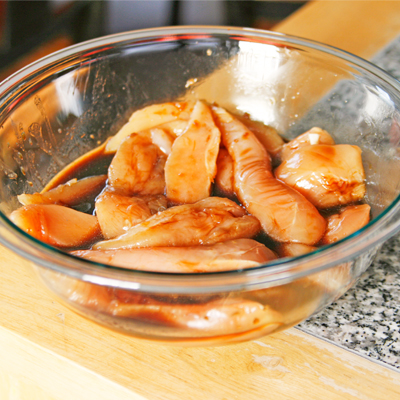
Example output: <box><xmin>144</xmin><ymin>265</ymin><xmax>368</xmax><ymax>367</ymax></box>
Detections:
<box><xmin>105</xmin><ymin>101</ymin><xmax>194</xmax><ymax>153</ymax></box>
<box><xmin>10</xmin><ymin>204</ymin><xmax>101</xmax><ymax>248</ymax></box>
<box><xmin>13</xmin><ymin>97</ymin><xmax>372</xmax><ymax>281</ymax></box>
<box><xmin>246</xmin><ymin>277</ymin><xmax>324</xmax><ymax>328</ymax></box>
<box><xmin>213</xmin><ymin>106</ymin><xmax>326</xmax><ymax>245</ymax></box>
<box><xmin>215</xmin><ymin>148</ymin><xmax>235</xmax><ymax>197</ymax></box>
<box><xmin>322</xmin><ymin>204</ymin><xmax>371</xmax><ymax>245</ymax></box>
<box><xmin>280</xmin><ymin>127</ymin><xmax>335</xmax><ymax>160</ymax></box>
<box><xmin>275</xmin><ymin>144</ymin><xmax>366</xmax><ymax>209</ymax></box>
<box><xmin>165</xmin><ymin>101</ymin><xmax>221</xmax><ymax>204</ymax></box>
<box><xmin>108</xmin><ymin>133</ymin><xmax>166</xmax><ymax>196</ymax></box>
<box><xmin>109</xmin><ymin>297</ymin><xmax>282</xmax><ymax>334</ymax></box>
<box><xmin>93</xmin><ymin>197</ymin><xmax>261</xmax><ymax>250</ymax></box>
<box><xmin>157</xmin><ymin>119</ymin><xmax>189</xmax><ymax>138</ymax></box>
<box><xmin>95</xmin><ymin>189</ymin><xmax>167</xmax><ymax>239</ymax></box>
<box><xmin>237</xmin><ymin>113</ymin><xmax>285</xmax><ymax>159</ymax></box>
<box><xmin>18</xmin><ymin>175</ymin><xmax>107</xmax><ymax>207</ymax></box>
<box><xmin>146</xmin><ymin>128</ymin><xmax>174</xmax><ymax>155</ymax></box>
<box><xmin>61</xmin><ymin>278</ymin><xmax>282</xmax><ymax>334</ymax></box>
<box><xmin>129</xmin><ymin>127</ymin><xmax>174</xmax><ymax>156</ymax></box>
<box><xmin>73</xmin><ymin>239</ymin><xmax>276</xmax><ymax>272</ymax></box>
<box><xmin>144</xmin><ymin>194</ymin><xmax>168</xmax><ymax>215</ymax></box>
<box><xmin>278</xmin><ymin>243</ymin><xmax>317</xmax><ymax>258</ymax></box>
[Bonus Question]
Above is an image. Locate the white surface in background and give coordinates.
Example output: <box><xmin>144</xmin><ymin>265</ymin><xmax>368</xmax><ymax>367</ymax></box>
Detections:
<box><xmin>180</xmin><ymin>0</ymin><xmax>227</xmax><ymax>26</ymax></box>
<box><xmin>107</xmin><ymin>0</ymin><xmax>173</xmax><ymax>33</ymax></box>
<box><xmin>106</xmin><ymin>0</ymin><xmax>226</xmax><ymax>34</ymax></box>
<box><xmin>49</xmin><ymin>0</ymin><xmax>227</xmax><ymax>34</ymax></box>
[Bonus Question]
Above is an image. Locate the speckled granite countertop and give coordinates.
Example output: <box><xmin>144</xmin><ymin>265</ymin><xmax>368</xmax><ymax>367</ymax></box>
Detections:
<box><xmin>299</xmin><ymin>234</ymin><xmax>400</xmax><ymax>369</ymax></box>
<box><xmin>298</xmin><ymin>37</ymin><xmax>400</xmax><ymax>370</ymax></box>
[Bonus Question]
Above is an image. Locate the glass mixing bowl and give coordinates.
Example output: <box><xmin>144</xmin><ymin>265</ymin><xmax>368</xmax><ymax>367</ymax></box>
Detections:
<box><xmin>0</xmin><ymin>26</ymin><xmax>400</xmax><ymax>346</ymax></box>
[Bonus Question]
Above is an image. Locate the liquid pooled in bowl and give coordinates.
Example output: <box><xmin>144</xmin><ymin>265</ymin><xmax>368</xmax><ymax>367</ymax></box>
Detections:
<box><xmin>9</xmin><ymin>100</ymin><xmax>371</xmax><ymax>338</ymax></box>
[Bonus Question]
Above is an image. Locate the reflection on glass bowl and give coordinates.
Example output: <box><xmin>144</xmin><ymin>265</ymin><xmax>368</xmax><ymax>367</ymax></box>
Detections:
<box><xmin>0</xmin><ymin>27</ymin><xmax>400</xmax><ymax>345</ymax></box>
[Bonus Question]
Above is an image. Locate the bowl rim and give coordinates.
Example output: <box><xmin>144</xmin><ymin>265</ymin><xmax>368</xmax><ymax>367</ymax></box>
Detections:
<box><xmin>1</xmin><ymin>25</ymin><xmax>400</xmax><ymax>294</ymax></box>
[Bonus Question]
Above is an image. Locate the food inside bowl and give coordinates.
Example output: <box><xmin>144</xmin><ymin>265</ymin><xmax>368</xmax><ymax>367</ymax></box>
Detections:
<box><xmin>11</xmin><ymin>99</ymin><xmax>371</xmax><ymax>263</ymax></box>
<box><xmin>9</xmin><ymin>100</ymin><xmax>371</xmax><ymax>337</ymax></box>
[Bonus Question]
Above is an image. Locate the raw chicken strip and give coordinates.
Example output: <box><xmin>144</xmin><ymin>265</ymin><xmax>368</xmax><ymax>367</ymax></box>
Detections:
<box><xmin>213</xmin><ymin>106</ymin><xmax>326</xmax><ymax>245</ymax></box>
<box><xmin>60</xmin><ymin>278</ymin><xmax>282</xmax><ymax>334</ymax></box>
<box><xmin>165</xmin><ymin>101</ymin><xmax>221</xmax><ymax>204</ymax></box>
<box><xmin>275</xmin><ymin>144</ymin><xmax>366</xmax><ymax>209</ymax></box>
<box><xmin>322</xmin><ymin>204</ymin><xmax>371</xmax><ymax>245</ymax></box>
<box><xmin>278</xmin><ymin>243</ymin><xmax>317</xmax><ymax>258</ymax></box>
<box><xmin>105</xmin><ymin>102</ymin><xmax>193</xmax><ymax>153</ymax></box>
<box><xmin>145</xmin><ymin>127</ymin><xmax>174</xmax><ymax>155</ymax></box>
<box><xmin>215</xmin><ymin>148</ymin><xmax>235</xmax><ymax>197</ymax></box>
<box><xmin>93</xmin><ymin>197</ymin><xmax>261</xmax><ymax>250</ymax></box>
<box><xmin>10</xmin><ymin>204</ymin><xmax>101</xmax><ymax>248</ymax></box>
<box><xmin>237</xmin><ymin>113</ymin><xmax>285</xmax><ymax>159</ymax></box>
<box><xmin>18</xmin><ymin>175</ymin><xmax>107</xmax><ymax>206</ymax></box>
<box><xmin>95</xmin><ymin>190</ymin><xmax>167</xmax><ymax>239</ymax></box>
<box><xmin>280</xmin><ymin>127</ymin><xmax>335</xmax><ymax>160</ymax></box>
<box><xmin>73</xmin><ymin>239</ymin><xmax>276</xmax><ymax>272</ymax></box>
<box><xmin>157</xmin><ymin>119</ymin><xmax>189</xmax><ymax>138</ymax></box>
<box><xmin>110</xmin><ymin>297</ymin><xmax>282</xmax><ymax>334</ymax></box>
<box><xmin>108</xmin><ymin>133</ymin><xmax>166</xmax><ymax>196</ymax></box>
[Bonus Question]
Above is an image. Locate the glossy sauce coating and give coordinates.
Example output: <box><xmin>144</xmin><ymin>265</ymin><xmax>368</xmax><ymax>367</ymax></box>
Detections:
<box><xmin>165</xmin><ymin>100</ymin><xmax>221</xmax><ymax>204</ymax></box>
<box><xmin>237</xmin><ymin>113</ymin><xmax>285</xmax><ymax>160</ymax></box>
<box><xmin>105</xmin><ymin>101</ymin><xmax>194</xmax><ymax>153</ymax></box>
<box><xmin>95</xmin><ymin>190</ymin><xmax>167</xmax><ymax>239</ymax></box>
<box><xmin>108</xmin><ymin>133</ymin><xmax>166</xmax><ymax>196</ymax></box>
<box><xmin>19</xmin><ymin>175</ymin><xmax>107</xmax><ymax>207</ymax></box>
<box><xmin>275</xmin><ymin>144</ymin><xmax>366</xmax><ymax>209</ymax></box>
<box><xmin>73</xmin><ymin>239</ymin><xmax>276</xmax><ymax>273</ymax></box>
<box><xmin>213</xmin><ymin>106</ymin><xmax>326</xmax><ymax>245</ymax></box>
<box><xmin>10</xmin><ymin>204</ymin><xmax>101</xmax><ymax>248</ymax></box>
<box><xmin>280</xmin><ymin>127</ymin><xmax>335</xmax><ymax>160</ymax></box>
<box><xmin>93</xmin><ymin>197</ymin><xmax>261</xmax><ymax>250</ymax></box>
<box><xmin>62</xmin><ymin>277</ymin><xmax>283</xmax><ymax>334</ymax></box>
<box><xmin>322</xmin><ymin>204</ymin><xmax>371</xmax><ymax>244</ymax></box>
<box><xmin>214</xmin><ymin>148</ymin><xmax>235</xmax><ymax>197</ymax></box>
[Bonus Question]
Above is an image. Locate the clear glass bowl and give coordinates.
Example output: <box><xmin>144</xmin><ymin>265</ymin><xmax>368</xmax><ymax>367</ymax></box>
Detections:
<box><xmin>0</xmin><ymin>26</ymin><xmax>400</xmax><ymax>345</ymax></box>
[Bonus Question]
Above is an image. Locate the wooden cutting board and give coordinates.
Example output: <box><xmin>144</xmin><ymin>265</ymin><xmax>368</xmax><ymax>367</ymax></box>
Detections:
<box><xmin>0</xmin><ymin>245</ymin><xmax>399</xmax><ymax>400</ymax></box>
<box><xmin>1</xmin><ymin>1</ymin><xmax>400</xmax><ymax>399</ymax></box>
<box><xmin>273</xmin><ymin>0</ymin><xmax>400</xmax><ymax>60</ymax></box>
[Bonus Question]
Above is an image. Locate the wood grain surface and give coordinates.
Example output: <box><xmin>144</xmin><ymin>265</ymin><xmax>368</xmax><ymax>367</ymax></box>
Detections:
<box><xmin>273</xmin><ymin>0</ymin><xmax>400</xmax><ymax>59</ymax></box>
<box><xmin>0</xmin><ymin>245</ymin><xmax>399</xmax><ymax>400</ymax></box>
